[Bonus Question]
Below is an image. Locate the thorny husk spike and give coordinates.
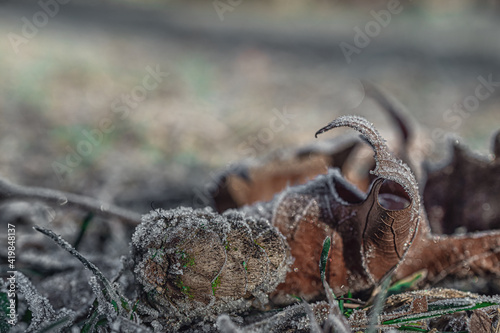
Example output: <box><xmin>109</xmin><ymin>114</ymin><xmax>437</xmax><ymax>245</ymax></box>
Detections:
<box><xmin>315</xmin><ymin>115</ymin><xmax>420</xmax><ymax>220</ymax></box>
<box><xmin>314</xmin><ymin>115</ymin><xmax>421</xmax><ymax>286</ymax></box>
<box><xmin>361</xmin><ymin>80</ymin><xmax>429</xmax><ymax>184</ymax></box>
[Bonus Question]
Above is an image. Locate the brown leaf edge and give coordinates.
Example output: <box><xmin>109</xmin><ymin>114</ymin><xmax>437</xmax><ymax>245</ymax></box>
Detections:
<box><xmin>395</xmin><ymin>129</ymin><xmax>500</xmax><ymax>287</ymax></box>
<box><xmin>424</xmin><ymin>131</ymin><xmax>500</xmax><ymax>234</ymax></box>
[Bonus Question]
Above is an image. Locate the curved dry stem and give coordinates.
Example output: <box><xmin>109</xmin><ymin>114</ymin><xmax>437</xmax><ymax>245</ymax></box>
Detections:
<box><xmin>315</xmin><ymin>115</ymin><xmax>420</xmax><ymax>219</ymax></box>
<box><xmin>0</xmin><ymin>177</ymin><xmax>141</xmax><ymax>225</ymax></box>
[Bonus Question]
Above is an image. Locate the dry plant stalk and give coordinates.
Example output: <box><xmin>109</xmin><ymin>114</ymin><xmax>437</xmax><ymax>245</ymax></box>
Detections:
<box><xmin>0</xmin><ymin>176</ymin><xmax>141</xmax><ymax>225</ymax></box>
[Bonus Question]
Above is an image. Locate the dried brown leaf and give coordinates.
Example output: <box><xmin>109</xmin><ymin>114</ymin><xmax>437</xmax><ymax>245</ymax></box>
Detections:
<box><xmin>424</xmin><ymin>135</ymin><xmax>500</xmax><ymax>234</ymax></box>
<box><xmin>210</xmin><ymin>136</ymin><xmax>359</xmax><ymax>211</ymax></box>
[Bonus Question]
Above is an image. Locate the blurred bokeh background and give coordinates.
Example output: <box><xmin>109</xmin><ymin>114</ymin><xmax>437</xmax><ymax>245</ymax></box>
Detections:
<box><xmin>1</xmin><ymin>0</ymin><xmax>499</xmax><ymax>212</ymax></box>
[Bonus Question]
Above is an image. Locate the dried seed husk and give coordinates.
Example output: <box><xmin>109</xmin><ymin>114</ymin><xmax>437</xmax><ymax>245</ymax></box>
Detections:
<box><xmin>131</xmin><ymin>207</ymin><xmax>290</xmax><ymax>326</ymax></box>
<box><xmin>268</xmin><ymin>169</ymin><xmax>417</xmax><ymax>301</ymax></box>
<box><xmin>261</xmin><ymin>115</ymin><xmax>421</xmax><ymax>301</ymax></box>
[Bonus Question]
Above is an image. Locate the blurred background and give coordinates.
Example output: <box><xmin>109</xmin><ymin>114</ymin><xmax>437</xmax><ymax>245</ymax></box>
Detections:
<box><xmin>1</xmin><ymin>0</ymin><xmax>500</xmax><ymax>212</ymax></box>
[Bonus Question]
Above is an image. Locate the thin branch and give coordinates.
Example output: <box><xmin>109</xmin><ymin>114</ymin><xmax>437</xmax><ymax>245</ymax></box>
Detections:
<box><xmin>33</xmin><ymin>225</ymin><xmax>113</xmax><ymax>290</ymax></box>
<box><xmin>0</xmin><ymin>177</ymin><xmax>141</xmax><ymax>225</ymax></box>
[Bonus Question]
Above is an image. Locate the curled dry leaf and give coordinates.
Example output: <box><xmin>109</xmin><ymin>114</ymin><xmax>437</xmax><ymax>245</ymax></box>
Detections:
<box><xmin>395</xmin><ymin>131</ymin><xmax>500</xmax><ymax>286</ymax></box>
<box><xmin>424</xmin><ymin>131</ymin><xmax>500</xmax><ymax>234</ymax></box>
<box><xmin>130</xmin><ymin>207</ymin><xmax>289</xmax><ymax>329</ymax></box>
<box><xmin>210</xmin><ymin>135</ymin><xmax>360</xmax><ymax>212</ymax></box>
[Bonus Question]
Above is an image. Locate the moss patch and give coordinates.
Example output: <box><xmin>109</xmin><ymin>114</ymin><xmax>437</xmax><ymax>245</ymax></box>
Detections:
<box><xmin>211</xmin><ymin>276</ymin><xmax>221</xmax><ymax>296</ymax></box>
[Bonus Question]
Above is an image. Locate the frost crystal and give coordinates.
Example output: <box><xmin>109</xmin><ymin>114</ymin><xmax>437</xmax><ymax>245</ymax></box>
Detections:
<box><xmin>15</xmin><ymin>272</ymin><xmax>75</xmax><ymax>332</ymax></box>
<box><xmin>89</xmin><ymin>276</ymin><xmax>117</xmax><ymax>323</ymax></box>
<box><xmin>216</xmin><ymin>315</ymin><xmax>243</xmax><ymax>333</ymax></box>
<box><xmin>131</xmin><ymin>207</ymin><xmax>290</xmax><ymax>331</ymax></box>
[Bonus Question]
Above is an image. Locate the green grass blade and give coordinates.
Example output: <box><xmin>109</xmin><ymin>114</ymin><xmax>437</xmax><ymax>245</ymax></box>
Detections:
<box><xmin>73</xmin><ymin>212</ymin><xmax>94</xmax><ymax>250</ymax></box>
<box><xmin>382</xmin><ymin>301</ymin><xmax>497</xmax><ymax>325</ymax></box>
<box><xmin>319</xmin><ymin>236</ymin><xmax>331</xmax><ymax>284</ymax></box>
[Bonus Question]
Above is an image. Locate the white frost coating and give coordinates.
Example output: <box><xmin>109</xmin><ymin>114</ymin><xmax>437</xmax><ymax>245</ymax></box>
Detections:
<box><xmin>89</xmin><ymin>275</ymin><xmax>117</xmax><ymax>323</ymax></box>
<box><xmin>326</xmin><ymin>314</ymin><xmax>351</xmax><ymax>333</ymax></box>
<box><xmin>361</xmin><ymin>243</ymin><xmax>377</xmax><ymax>285</ymax></box>
<box><xmin>131</xmin><ymin>207</ymin><xmax>290</xmax><ymax>332</ymax></box>
<box><xmin>326</xmin><ymin>168</ymin><xmax>350</xmax><ymax>206</ymax></box>
<box><xmin>132</xmin><ymin>207</ymin><xmax>229</xmax><ymax>251</ymax></box>
<box><xmin>15</xmin><ymin>271</ymin><xmax>75</xmax><ymax>332</ymax></box>
<box><xmin>316</xmin><ymin>115</ymin><xmax>420</xmax><ymax>219</ymax></box>
<box><xmin>216</xmin><ymin>315</ymin><xmax>243</xmax><ymax>333</ymax></box>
